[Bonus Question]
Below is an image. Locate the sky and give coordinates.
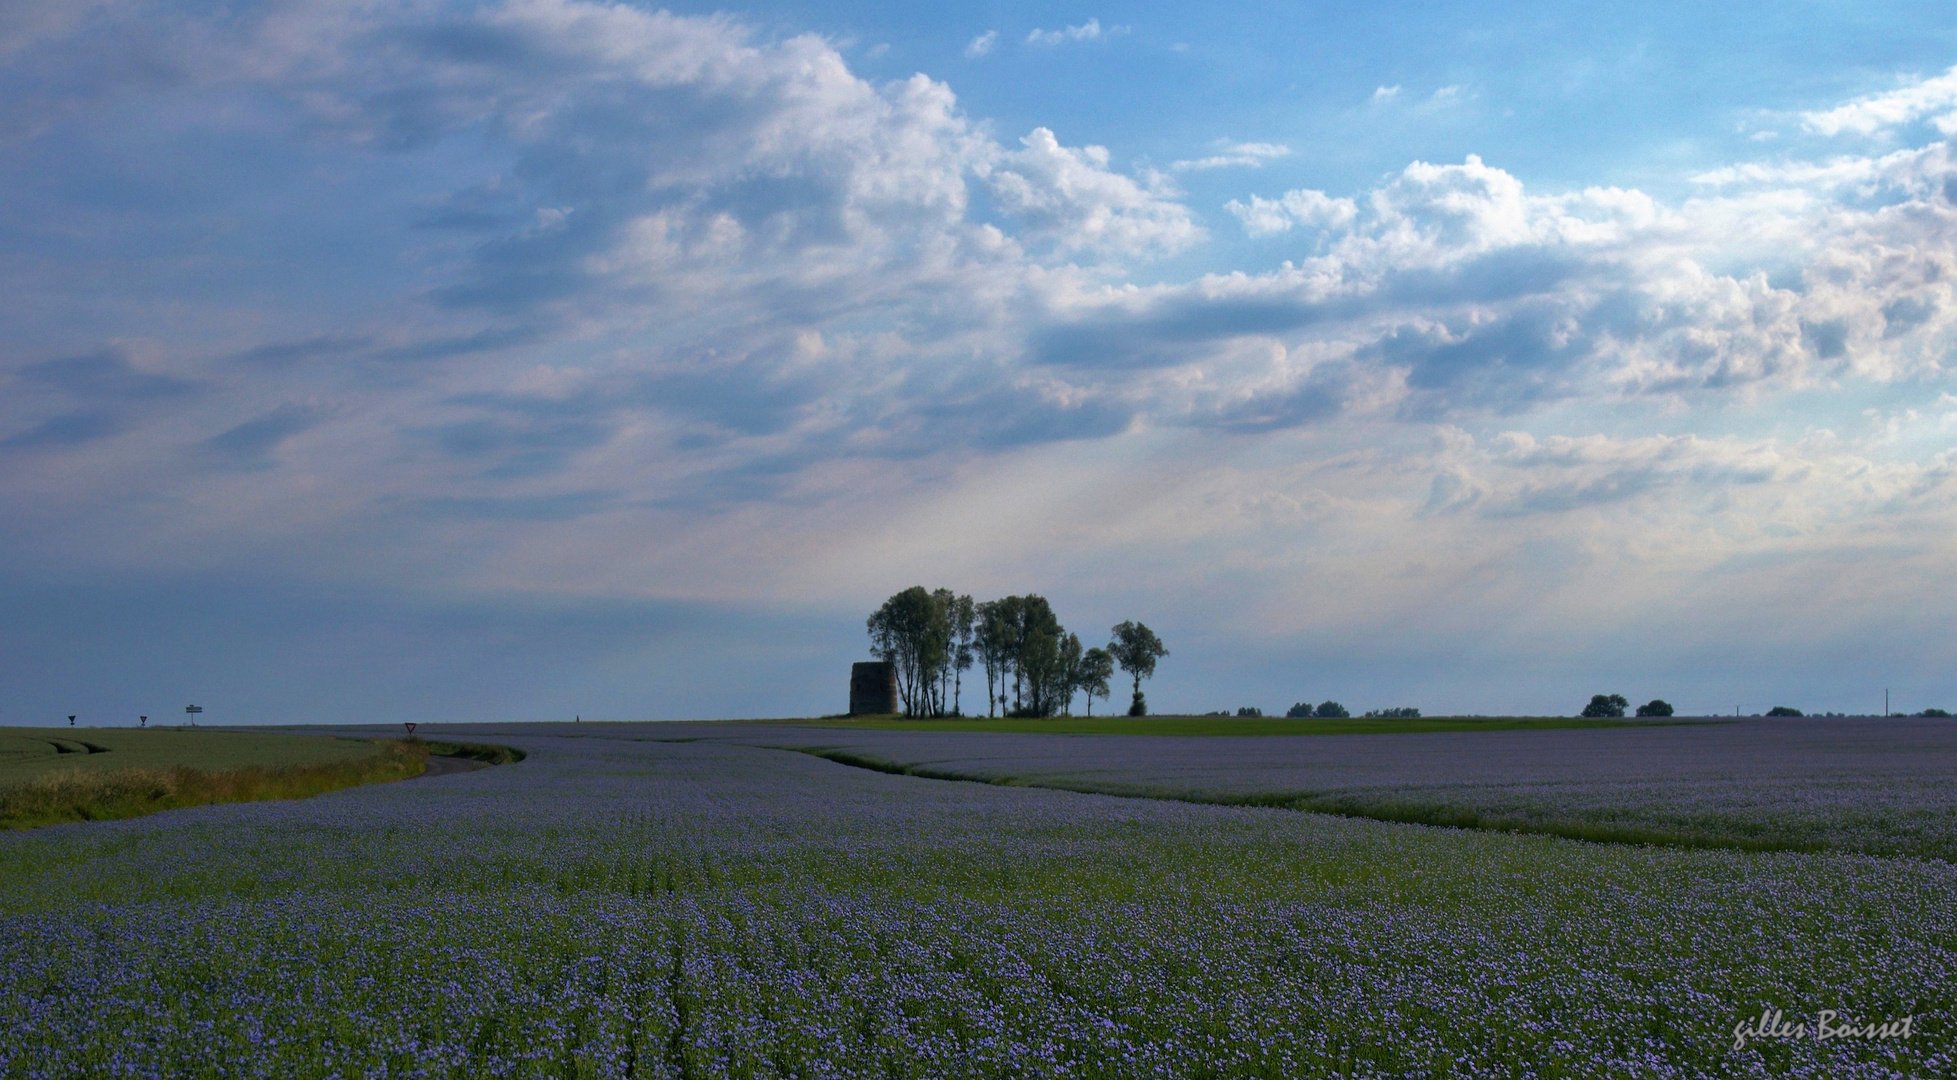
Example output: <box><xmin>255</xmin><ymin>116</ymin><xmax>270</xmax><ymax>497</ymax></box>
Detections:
<box><xmin>5</xmin><ymin>0</ymin><xmax>1957</xmax><ymax>724</ymax></box>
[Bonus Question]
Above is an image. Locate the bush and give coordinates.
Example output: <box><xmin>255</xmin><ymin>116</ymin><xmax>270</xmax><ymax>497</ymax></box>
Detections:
<box><xmin>1314</xmin><ymin>701</ymin><xmax>1349</xmax><ymax>719</ymax></box>
<box><xmin>1284</xmin><ymin>702</ymin><xmax>1314</xmax><ymax>718</ymax></box>
<box><xmin>1635</xmin><ymin>699</ymin><xmax>1674</xmax><ymax>717</ymax></box>
<box><xmin>1128</xmin><ymin>691</ymin><xmax>1147</xmax><ymax>717</ymax></box>
<box><xmin>1235</xmin><ymin>707</ymin><xmax>1263</xmax><ymax>718</ymax></box>
<box><xmin>1361</xmin><ymin>707</ymin><xmax>1421</xmax><ymax>719</ymax></box>
<box><xmin>1580</xmin><ymin>694</ymin><xmax>1628</xmax><ymax>718</ymax></box>
<box><xmin>1765</xmin><ymin>706</ymin><xmax>1803</xmax><ymax>717</ymax></box>
<box><xmin>1918</xmin><ymin>708</ymin><xmax>1952</xmax><ymax>718</ymax></box>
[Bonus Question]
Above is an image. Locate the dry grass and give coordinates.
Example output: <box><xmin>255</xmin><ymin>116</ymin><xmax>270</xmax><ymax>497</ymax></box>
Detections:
<box><xmin>0</xmin><ymin>739</ymin><xmax>432</xmax><ymax>829</ymax></box>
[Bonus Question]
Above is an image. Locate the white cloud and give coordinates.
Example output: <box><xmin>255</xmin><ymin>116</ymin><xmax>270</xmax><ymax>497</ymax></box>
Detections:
<box><xmin>1226</xmin><ymin>188</ymin><xmax>1358</xmax><ymax>236</ymax></box>
<box><xmin>7</xmin><ymin>3</ymin><xmax>1957</xmax><ymax>713</ymax></box>
<box><xmin>1804</xmin><ymin>65</ymin><xmax>1957</xmax><ymax>137</ymax></box>
<box><xmin>1171</xmin><ymin>140</ymin><xmax>1291</xmax><ymax>171</ymax></box>
<box><xmin>1026</xmin><ymin>19</ymin><xmax>1125</xmax><ymax>47</ymax></box>
<box><xmin>982</xmin><ymin>127</ymin><xmax>1201</xmax><ymax>257</ymax></box>
<box><xmin>964</xmin><ymin>31</ymin><xmax>996</xmax><ymax>59</ymax></box>
<box><xmin>1372</xmin><ymin>85</ymin><xmax>1401</xmax><ymax>104</ymax></box>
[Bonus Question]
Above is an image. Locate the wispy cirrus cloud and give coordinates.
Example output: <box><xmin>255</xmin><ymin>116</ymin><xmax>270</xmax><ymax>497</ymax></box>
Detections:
<box><xmin>1026</xmin><ymin>19</ymin><xmax>1125</xmax><ymax>48</ymax></box>
<box><xmin>1171</xmin><ymin>140</ymin><xmax>1290</xmax><ymax>172</ymax></box>
<box><xmin>1804</xmin><ymin>65</ymin><xmax>1957</xmax><ymax>137</ymax></box>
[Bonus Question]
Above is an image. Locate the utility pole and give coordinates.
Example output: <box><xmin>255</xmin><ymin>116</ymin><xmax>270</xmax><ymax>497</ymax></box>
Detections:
<box><xmin>1885</xmin><ymin>688</ymin><xmax>1889</xmax><ymax>718</ymax></box>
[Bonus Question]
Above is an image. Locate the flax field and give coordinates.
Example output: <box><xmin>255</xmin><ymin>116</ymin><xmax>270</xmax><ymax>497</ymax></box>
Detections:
<box><xmin>1</xmin><ymin>721</ymin><xmax>1951</xmax><ymax>1078</ymax></box>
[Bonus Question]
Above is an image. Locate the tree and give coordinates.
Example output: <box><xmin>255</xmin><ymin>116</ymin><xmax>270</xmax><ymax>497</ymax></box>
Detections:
<box><xmin>1013</xmin><ymin>597</ymin><xmax>1066</xmax><ymax>717</ymax></box>
<box><xmin>1285</xmin><ymin>702</ymin><xmax>1314</xmax><ymax>718</ymax></box>
<box><xmin>1363</xmin><ymin>707</ymin><xmax>1421</xmax><ymax>719</ymax></box>
<box><xmin>1635</xmin><ymin>699</ymin><xmax>1673</xmax><ymax>717</ymax></box>
<box><xmin>1109</xmin><ymin>621</ymin><xmax>1168</xmax><ymax>717</ymax></box>
<box><xmin>1056</xmin><ymin>633</ymin><xmax>1084</xmax><ymax>715</ymax></box>
<box><xmin>1581</xmin><ymin>694</ymin><xmax>1629</xmax><ymax>718</ymax></box>
<box><xmin>1236</xmin><ymin>707</ymin><xmax>1263</xmax><ymax>718</ymax></box>
<box><xmin>949</xmin><ymin>594</ymin><xmax>976</xmax><ymax>717</ymax></box>
<box><xmin>867</xmin><ymin>587</ymin><xmax>959</xmax><ymax>717</ymax></box>
<box><xmin>1077</xmin><ymin>647</ymin><xmax>1114</xmax><ymax>716</ymax></box>
<box><xmin>974</xmin><ymin>599</ymin><xmax>1010</xmax><ymax>717</ymax></box>
<box><xmin>1314</xmin><ymin>701</ymin><xmax>1349</xmax><ymax>718</ymax></box>
<box><xmin>1765</xmin><ymin>705</ymin><xmax>1803</xmax><ymax>717</ymax></box>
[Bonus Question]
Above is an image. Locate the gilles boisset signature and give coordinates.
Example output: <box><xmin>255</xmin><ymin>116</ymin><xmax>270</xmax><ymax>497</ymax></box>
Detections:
<box><xmin>1733</xmin><ymin>1007</ymin><xmax>1914</xmax><ymax>1052</ymax></box>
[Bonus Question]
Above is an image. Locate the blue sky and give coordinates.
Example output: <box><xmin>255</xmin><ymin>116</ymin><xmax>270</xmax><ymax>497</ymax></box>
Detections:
<box><xmin>5</xmin><ymin>0</ymin><xmax>1957</xmax><ymax>723</ymax></box>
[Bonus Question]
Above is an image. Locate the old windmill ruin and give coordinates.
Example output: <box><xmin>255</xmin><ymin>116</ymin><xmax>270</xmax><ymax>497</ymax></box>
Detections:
<box><xmin>848</xmin><ymin>662</ymin><xmax>897</xmax><ymax>716</ymax></box>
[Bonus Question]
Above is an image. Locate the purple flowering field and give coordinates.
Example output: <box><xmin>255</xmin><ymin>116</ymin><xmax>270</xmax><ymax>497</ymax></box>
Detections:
<box><xmin>1</xmin><ymin>723</ymin><xmax>1951</xmax><ymax>1077</ymax></box>
<box><xmin>734</xmin><ymin>717</ymin><xmax>1957</xmax><ymax>858</ymax></box>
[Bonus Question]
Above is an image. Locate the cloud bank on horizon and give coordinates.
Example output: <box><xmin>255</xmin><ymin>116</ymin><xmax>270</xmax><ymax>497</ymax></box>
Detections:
<box><xmin>2</xmin><ymin>0</ymin><xmax>1955</xmax><ymax>721</ymax></box>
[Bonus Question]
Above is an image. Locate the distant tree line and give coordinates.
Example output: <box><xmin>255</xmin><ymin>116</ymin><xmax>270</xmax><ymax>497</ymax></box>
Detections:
<box><xmin>867</xmin><ymin>588</ymin><xmax>1167</xmax><ymax>718</ymax></box>
<box><xmin>1213</xmin><ymin>704</ymin><xmax>1420</xmax><ymax>719</ymax></box>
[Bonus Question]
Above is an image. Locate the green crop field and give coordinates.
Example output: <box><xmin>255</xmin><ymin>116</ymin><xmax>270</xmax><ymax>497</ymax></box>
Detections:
<box><xmin>796</xmin><ymin>714</ymin><xmax>1668</xmax><ymax>735</ymax></box>
<box><xmin>0</xmin><ymin>726</ymin><xmax>384</xmax><ymax>788</ymax></box>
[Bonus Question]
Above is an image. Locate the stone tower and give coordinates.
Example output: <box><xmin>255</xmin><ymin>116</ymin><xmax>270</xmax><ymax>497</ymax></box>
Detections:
<box><xmin>849</xmin><ymin>661</ymin><xmax>898</xmax><ymax>716</ymax></box>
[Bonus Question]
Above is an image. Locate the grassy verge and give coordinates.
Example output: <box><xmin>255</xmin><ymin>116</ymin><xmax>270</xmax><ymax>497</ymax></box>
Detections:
<box><xmin>0</xmin><ymin>738</ymin><xmax>531</xmax><ymax>830</ymax></box>
<box><xmin>2</xmin><ymin>740</ymin><xmax>423</xmax><ymax>830</ymax></box>
<box><xmin>795</xmin><ymin>714</ymin><xmax>1693</xmax><ymax>736</ymax></box>
<box><xmin>789</xmin><ymin>746</ymin><xmax>1832</xmax><ymax>855</ymax></box>
<box><xmin>0</xmin><ymin>726</ymin><xmax>388</xmax><ymax>787</ymax></box>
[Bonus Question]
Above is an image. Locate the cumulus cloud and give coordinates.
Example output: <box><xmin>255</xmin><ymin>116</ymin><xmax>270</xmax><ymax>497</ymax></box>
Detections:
<box><xmin>1227</xmin><ymin>188</ymin><xmax>1358</xmax><ymax>236</ymax></box>
<box><xmin>983</xmin><ymin>128</ymin><xmax>1201</xmax><ymax>257</ymax></box>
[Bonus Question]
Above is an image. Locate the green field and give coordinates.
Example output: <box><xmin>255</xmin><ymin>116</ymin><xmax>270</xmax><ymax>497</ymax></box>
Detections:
<box><xmin>799</xmin><ymin>714</ymin><xmax>1673</xmax><ymax>735</ymax></box>
<box><xmin>0</xmin><ymin>726</ymin><xmax>385</xmax><ymax>788</ymax></box>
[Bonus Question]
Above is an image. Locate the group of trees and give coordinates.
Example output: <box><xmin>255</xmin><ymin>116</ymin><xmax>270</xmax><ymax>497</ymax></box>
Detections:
<box><xmin>1582</xmin><ymin>694</ymin><xmax>1673</xmax><ymax>718</ymax></box>
<box><xmin>1284</xmin><ymin>701</ymin><xmax>1350</xmax><ymax>718</ymax></box>
<box><xmin>866</xmin><ymin>588</ymin><xmax>1168</xmax><ymax>718</ymax></box>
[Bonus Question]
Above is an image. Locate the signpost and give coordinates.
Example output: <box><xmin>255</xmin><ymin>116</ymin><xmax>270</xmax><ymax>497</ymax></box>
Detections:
<box><xmin>186</xmin><ymin>704</ymin><xmax>202</xmax><ymax>726</ymax></box>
